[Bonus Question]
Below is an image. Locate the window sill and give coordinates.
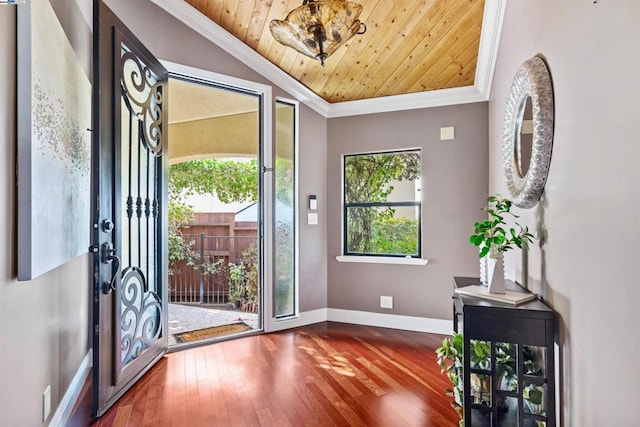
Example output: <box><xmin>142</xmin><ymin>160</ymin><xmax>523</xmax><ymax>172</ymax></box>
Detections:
<box><xmin>335</xmin><ymin>256</ymin><xmax>429</xmax><ymax>266</ymax></box>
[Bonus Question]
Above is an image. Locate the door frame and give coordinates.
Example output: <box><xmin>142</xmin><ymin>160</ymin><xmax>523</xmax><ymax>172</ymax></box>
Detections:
<box><xmin>163</xmin><ymin>61</ymin><xmax>275</xmax><ymax>332</ymax></box>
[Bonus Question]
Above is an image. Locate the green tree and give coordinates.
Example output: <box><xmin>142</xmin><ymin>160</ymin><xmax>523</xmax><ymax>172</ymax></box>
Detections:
<box><xmin>345</xmin><ymin>151</ymin><xmax>420</xmax><ymax>253</ymax></box>
<box><xmin>169</xmin><ymin>158</ymin><xmax>258</xmax><ymax>203</ymax></box>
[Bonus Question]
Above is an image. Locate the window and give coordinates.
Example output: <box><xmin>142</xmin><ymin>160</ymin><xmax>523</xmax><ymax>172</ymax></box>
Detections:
<box><xmin>343</xmin><ymin>149</ymin><xmax>422</xmax><ymax>258</ymax></box>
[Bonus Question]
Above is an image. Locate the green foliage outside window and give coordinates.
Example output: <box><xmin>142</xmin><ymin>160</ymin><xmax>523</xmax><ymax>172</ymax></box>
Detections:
<box><xmin>344</xmin><ymin>150</ymin><xmax>421</xmax><ymax>256</ymax></box>
<box><xmin>368</xmin><ymin>216</ymin><xmax>418</xmax><ymax>255</ymax></box>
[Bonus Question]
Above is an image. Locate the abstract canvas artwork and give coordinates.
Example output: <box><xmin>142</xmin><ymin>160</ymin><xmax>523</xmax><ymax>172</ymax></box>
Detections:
<box><xmin>17</xmin><ymin>0</ymin><xmax>91</xmax><ymax>280</ymax></box>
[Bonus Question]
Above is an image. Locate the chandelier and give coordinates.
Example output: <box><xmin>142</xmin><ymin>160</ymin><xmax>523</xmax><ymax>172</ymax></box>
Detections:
<box><xmin>269</xmin><ymin>0</ymin><xmax>366</xmax><ymax>66</ymax></box>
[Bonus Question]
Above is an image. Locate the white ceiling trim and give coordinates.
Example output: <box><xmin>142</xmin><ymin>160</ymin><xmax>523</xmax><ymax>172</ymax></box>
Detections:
<box><xmin>475</xmin><ymin>0</ymin><xmax>507</xmax><ymax>98</ymax></box>
<box><xmin>151</xmin><ymin>0</ymin><xmax>505</xmax><ymax>119</ymax></box>
<box><xmin>328</xmin><ymin>86</ymin><xmax>486</xmax><ymax>118</ymax></box>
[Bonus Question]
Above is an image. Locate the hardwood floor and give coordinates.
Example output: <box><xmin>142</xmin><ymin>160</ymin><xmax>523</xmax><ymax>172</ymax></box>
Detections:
<box><xmin>70</xmin><ymin>322</ymin><xmax>458</xmax><ymax>426</ymax></box>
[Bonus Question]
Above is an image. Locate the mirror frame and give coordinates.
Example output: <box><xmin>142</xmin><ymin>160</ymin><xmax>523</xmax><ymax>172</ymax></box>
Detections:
<box><xmin>502</xmin><ymin>56</ymin><xmax>554</xmax><ymax>208</ymax></box>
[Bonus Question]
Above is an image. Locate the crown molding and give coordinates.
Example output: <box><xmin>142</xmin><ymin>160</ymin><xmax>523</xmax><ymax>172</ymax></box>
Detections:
<box><xmin>475</xmin><ymin>0</ymin><xmax>508</xmax><ymax>98</ymax></box>
<box><xmin>151</xmin><ymin>0</ymin><xmax>506</xmax><ymax>118</ymax></box>
<box><xmin>327</xmin><ymin>85</ymin><xmax>486</xmax><ymax>118</ymax></box>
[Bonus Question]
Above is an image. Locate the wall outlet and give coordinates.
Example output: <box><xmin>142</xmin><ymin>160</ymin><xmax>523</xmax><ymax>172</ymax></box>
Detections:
<box><xmin>43</xmin><ymin>385</ymin><xmax>51</xmax><ymax>421</ymax></box>
<box><xmin>380</xmin><ymin>296</ymin><xmax>393</xmax><ymax>309</ymax></box>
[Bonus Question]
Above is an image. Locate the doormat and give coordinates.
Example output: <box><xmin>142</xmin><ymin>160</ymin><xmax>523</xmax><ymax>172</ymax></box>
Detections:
<box><xmin>173</xmin><ymin>322</ymin><xmax>251</xmax><ymax>343</ymax></box>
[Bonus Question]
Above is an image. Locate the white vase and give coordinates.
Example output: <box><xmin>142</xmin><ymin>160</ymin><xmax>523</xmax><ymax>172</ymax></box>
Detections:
<box><xmin>480</xmin><ymin>256</ymin><xmax>495</xmax><ymax>285</ymax></box>
<box><xmin>488</xmin><ymin>256</ymin><xmax>506</xmax><ymax>294</ymax></box>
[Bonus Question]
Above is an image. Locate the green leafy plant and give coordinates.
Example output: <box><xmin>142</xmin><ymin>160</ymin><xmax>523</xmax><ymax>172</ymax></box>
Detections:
<box><xmin>168</xmin><ymin>202</ymin><xmax>197</xmax><ymax>276</ymax></box>
<box><xmin>469</xmin><ymin>194</ymin><xmax>535</xmax><ymax>259</ymax></box>
<box><xmin>225</xmin><ymin>244</ymin><xmax>259</xmax><ymax>307</ymax></box>
<box><xmin>241</xmin><ymin>244</ymin><xmax>259</xmax><ymax>303</ymax></box>
<box><xmin>436</xmin><ymin>333</ymin><xmax>464</xmax><ymax>425</ymax></box>
<box><xmin>227</xmin><ymin>262</ymin><xmax>247</xmax><ymax>304</ymax></box>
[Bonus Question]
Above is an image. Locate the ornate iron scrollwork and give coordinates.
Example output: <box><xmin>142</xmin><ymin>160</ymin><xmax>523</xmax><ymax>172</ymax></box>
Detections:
<box><xmin>120</xmin><ymin>267</ymin><xmax>162</xmax><ymax>365</ymax></box>
<box><xmin>121</xmin><ymin>50</ymin><xmax>163</xmax><ymax>155</ymax></box>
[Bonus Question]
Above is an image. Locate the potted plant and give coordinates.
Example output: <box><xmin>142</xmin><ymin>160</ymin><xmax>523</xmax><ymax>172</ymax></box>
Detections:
<box><xmin>436</xmin><ymin>333</ymin><xmax>464</xmax><ymax>425</ymax></box>
<box><xmin>469</xmin><ymin>194</ymin><xmax>535</xmax><ymax>293</ymax></box>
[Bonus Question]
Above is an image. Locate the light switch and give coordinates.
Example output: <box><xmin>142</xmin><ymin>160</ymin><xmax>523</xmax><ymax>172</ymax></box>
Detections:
<box><xmin>440</xmin><ymin>126</ymin><xmax>455</xmax><ymax>141</ymax></box>
<box><xmin>307</xmin><ymin>213</ymin><xmax>318</xmax><ymax>225</ymax></box>
<box><xmin>309</xmin><ymin>195</ymin><xmax>317</xmax><ymax>210</ymax></box>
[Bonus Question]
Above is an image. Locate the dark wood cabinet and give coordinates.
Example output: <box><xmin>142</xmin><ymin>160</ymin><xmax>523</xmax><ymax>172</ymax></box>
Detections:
<box><xmin>453</xmin><ymin>277</ymin><xmax>556</xmax><ymax>427</ymax></box>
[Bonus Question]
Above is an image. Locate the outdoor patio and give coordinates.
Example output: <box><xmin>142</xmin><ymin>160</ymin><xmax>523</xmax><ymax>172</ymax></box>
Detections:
<box><xmin>168</xmin><ymin>303</ymin><xmax>259</xmax><ymax>346</ymax></box>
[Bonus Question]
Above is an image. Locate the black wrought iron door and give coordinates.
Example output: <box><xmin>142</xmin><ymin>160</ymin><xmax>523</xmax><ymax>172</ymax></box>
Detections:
<box><xmin>91</xmin><ymin>1</ymin><xmax>168</xmax><ymax>417</ymax></box>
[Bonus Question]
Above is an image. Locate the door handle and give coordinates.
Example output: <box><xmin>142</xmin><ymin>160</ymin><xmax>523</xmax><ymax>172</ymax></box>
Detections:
<box><xmin>101</xmin><ymin>242</ymin><xmax>121</xmax><ymax>294</ymax></box>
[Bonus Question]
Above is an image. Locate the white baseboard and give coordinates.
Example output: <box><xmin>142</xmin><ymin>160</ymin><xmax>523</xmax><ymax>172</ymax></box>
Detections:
<box><xmin>49</xmin><ymin>350</ymin><xmax>92</xmax><ymax>427</ymax></box>
<box><xmin>327</xmin><ymin>308</ymin><xmax>453</xmax><ymax>335</ymax></box>
<box><xmin>268</xmin><ymin>308</ymin><xmax>452</xmax><ymax>336</ymax></box>
<box><xmin>269</xmin><ymin>308</ymin><xmax>328</xmax><ymax>332</ymax></box>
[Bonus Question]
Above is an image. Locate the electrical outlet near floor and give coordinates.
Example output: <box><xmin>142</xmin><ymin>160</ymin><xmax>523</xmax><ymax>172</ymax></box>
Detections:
<box><xmin>43</xmin><ymin>385</ymin><xmax>51</xmax><ymax>421</ymax></box>
<box><xmin>380</xmin><ymin>296</ymin><xmax>393</xmax><ymax>309</ymax></box>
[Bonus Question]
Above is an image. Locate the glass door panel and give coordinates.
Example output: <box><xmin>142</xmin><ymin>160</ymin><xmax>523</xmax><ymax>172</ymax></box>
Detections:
<box><xmin>274</xmin><ymin>100</ymin><xmax>297</xmax><ymax>318</ymax></box>
<box><xmin>166</xmin><ymin>76</ymin><xmax>262</xmax><ymax>344</ymax></box>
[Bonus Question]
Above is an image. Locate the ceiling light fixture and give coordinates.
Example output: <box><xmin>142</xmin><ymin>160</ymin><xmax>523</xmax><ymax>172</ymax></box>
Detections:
<box><xmin>0</xmin><ymin>0</ymin><xmax>26</xmax><ymax>4</ymax></box>
<box><xmin>269</xmin><ymin>0</ymin><xmax>366</xmax><ymax>67</ymax></box>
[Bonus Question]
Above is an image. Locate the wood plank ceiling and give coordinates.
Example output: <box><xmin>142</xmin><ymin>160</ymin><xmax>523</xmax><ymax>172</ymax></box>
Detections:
<box><xmin>184</xmin><ymin>0</ymin><xmax>485</xmax><ymax>103</ymax></box>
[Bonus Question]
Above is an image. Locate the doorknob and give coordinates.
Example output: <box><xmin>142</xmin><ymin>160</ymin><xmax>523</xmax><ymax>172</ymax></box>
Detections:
<box><xmin>101</xmin><ymin>242</ymin><xmax>121</xmax><ymax>294</ymax></box>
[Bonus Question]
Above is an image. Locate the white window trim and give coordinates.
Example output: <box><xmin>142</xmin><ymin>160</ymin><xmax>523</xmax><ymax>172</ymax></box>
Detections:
<box><xmin>336</xmin><ymin>255</ymin><xmax>428</xmax><ymax>265</ymax></box>
<box><xmin>336</xmin><ymin>255</ymin><xmax>429</xmax><ymax>265</ymax></box>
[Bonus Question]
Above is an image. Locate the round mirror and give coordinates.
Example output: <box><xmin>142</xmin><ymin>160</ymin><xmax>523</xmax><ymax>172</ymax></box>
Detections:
<box><xmin>502</xmin><ymin>56</ymin><xmax>554</xmax><ymax>209</ymax></box>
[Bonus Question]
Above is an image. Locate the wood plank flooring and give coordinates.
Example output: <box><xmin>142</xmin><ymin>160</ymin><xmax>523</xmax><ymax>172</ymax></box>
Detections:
<box><xmin>70</xmin><ymin>322</ymin><xmax>458</xmax><ymax>426</ymax></box>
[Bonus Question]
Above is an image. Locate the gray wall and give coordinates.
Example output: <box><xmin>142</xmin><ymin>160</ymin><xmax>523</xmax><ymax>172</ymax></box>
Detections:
<box><xmin>104</xmin><ymin>0</ymin><xmax>328</xmax><ymax>312</ymax></box>
<box><xmin>327</xmin><ymin>103</ymin><xmax>488</xmax><ymax>320</ymax></box>
<box><xmin>0</xmin><ymin>4</ymin><xmax>90</xmax><ymax>425</ymax></box>
<box><xmin>489</xmin><ymin>1</ymin><xmax>640</xmax><ymax>425</ymax></box>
